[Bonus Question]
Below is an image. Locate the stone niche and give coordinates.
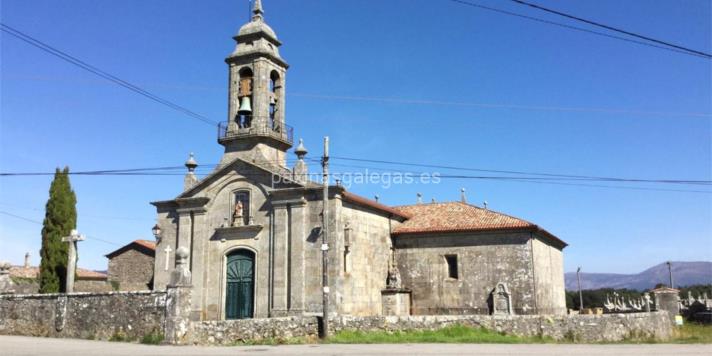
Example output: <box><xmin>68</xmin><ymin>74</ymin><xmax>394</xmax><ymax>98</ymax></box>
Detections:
<box><xmin>489</xmin><ymin>282</ymin><xmax>513</xmax><ymax>315</ymax></box>
<box><xmin>381</xmin><ymin>288</ymin><xmax>411</xmax><ymax>316</ymax></box>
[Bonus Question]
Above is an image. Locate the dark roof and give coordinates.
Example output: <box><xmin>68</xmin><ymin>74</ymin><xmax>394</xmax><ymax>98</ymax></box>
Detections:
<box><xmin>105</xmin><ymin>240</ymin><xmax>156</xmax><ymax>259</ymax></box>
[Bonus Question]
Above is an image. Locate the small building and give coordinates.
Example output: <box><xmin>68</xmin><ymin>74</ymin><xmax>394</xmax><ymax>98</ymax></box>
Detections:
<box><xmin>105</xmin><ymin>240</ymin><xmax>156</xmax><ymax>291</ymax></box>
<box><xmin>8</xmin><ymin>264</ymin><xmax>109</xmax><ymax>294</ymax></box>
<box><xmin>392</xmin><ymin>202</ymin><xmax>567</xmax><ymax>315</ymax></box>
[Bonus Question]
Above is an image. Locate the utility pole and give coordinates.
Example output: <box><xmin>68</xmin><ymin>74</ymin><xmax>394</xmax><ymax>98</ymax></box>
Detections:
<box><xmin>576</xmin><ymin>267</ymin><xmax>583</xmax><ymax>311</ymax></box>
<box><xmin>321</xmin><ymin>136</ymin><xmax>330</xmax><ymax>338</ymax></box>
<box><xmin>667</xmin><ymin>261</ymin><xmax>674</xmax><ymax>289</ymax></box>
<box><xmin>62</xmin><ymin>229</ymin><xmax>84</xmax><ymax>293</ymax></box>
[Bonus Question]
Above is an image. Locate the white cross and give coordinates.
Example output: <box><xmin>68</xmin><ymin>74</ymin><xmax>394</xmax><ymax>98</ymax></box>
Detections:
<box><xmin>164</xmin><ymin>245</ymin><xmax>173</xmax><ymax>271</ymax></box>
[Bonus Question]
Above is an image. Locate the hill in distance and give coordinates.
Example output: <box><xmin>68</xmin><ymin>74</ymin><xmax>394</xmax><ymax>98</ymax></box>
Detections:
<box><xmin>565</xmin><ymin>261</ymin><xmax>712</xmax><ymax>291</ymax></box>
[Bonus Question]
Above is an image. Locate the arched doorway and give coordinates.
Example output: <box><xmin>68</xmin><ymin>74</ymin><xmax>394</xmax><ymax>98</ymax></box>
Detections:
<box><xmin>225</xmin><ymin>249</ymin><xmax>255</xmax><ymax>319</ymax></box>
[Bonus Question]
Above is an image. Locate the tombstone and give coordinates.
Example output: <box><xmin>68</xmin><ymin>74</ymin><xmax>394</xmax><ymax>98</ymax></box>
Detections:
<box><xmin>644</xmin><ymin>293</ymin><xmax>652</xmax><ymax>312</ymax></box>
<box><xmin>0</xmin><ymin>261</ymin><xmax>16</xmax><ymax>294</ymax></box>
<box><xmin>491</xmin><ymin>282</ymin><xmax>513</xmax><ymax>315</ymax></box>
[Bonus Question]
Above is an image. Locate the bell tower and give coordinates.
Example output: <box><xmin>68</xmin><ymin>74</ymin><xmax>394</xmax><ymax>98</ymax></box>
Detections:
<box><xmin>219</xmin><ymin>0</ymin><xmax>292</xmax><ymax>167</ymax></box>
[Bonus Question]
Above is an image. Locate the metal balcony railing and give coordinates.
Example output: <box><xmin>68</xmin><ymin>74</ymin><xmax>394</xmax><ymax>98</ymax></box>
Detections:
<box><xmin>218</xmin><ymin>116</ymin><xmax>294</xmax><ymax>145</ymax></box>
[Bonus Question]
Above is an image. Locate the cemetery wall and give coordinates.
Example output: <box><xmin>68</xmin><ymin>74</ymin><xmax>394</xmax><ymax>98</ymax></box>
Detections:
<box><xmin>0</xmin><ymin>291</ymin><xmax>166</xmax><ymax>340</ymax></box>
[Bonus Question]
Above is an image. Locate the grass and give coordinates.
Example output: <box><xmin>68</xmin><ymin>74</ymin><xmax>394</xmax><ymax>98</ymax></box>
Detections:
<box><xmin>669</xmin><ymin>323</ymin><xmax>712</xmax><ymax>344</ymax></box>
<box><xmin>325</xmin><ymin>325</ymin><xmax>551</xmax><ymax>344</ymax></box>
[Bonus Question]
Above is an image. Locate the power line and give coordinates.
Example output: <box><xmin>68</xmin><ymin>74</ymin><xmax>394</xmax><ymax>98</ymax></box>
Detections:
<box><xmin>509</xmin><ymin>0</ymin><xmax>712</xmax><ymax>58</ymax></box>
<box><xmin>290</xmin><ymin>92</ymin><xmax>712</xmax><ymax>118</ymax></box>
<box><xmin>326</xmin><ymin>163</ymin><xmax>712</xmax><ymax>194</ymax></box>
<box><xmin>0</xmin><ymin>23</ymin><xmax>218</xmax><ymax>126</ymax></box>
<box><xmin>5</xmin><ymin>75</ymin><xmax>710</xmax><ymax>119</ymax></box>
<box><xmin>328</xmin><ymin>156</ymin><xmax>712</xmax><ymax>186</ymax></box>
<box><xmin>447</xmin><ymin>0</ymin><xmax>709</xmax><ymax>59</ymax></box>
<box><xmin>0</xmin><ymin>211</ymin><xmax>122</xmax><ymax>247</ymax></box>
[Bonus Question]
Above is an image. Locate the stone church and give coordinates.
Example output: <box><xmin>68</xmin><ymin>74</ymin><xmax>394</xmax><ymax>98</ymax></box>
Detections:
<box><xmin>151</xmin><ymin>0</ymin><xmax>567</xmax><ymax>321</ymax></box>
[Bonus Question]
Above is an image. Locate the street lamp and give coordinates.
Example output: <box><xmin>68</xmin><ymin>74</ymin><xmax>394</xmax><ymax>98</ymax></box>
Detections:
<box><xmin>152</xmin><ymin>224</ymin><xmax>162</xmax><ymax>243</ymax></box>
<box><xmin>577</xmin><ymin>267</ymin><xmax>583</xmax><ymax>311</ymax></box>
<box><xmin>666</xmin><ymin>261</ymin><xmax>674</xmax><ymax>289</ymax></box>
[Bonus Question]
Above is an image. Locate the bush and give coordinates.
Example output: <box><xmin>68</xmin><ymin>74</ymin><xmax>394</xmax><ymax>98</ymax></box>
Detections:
<box><xmin>140</xmin><ymin>331</ymin><xmax>164</xmax><ymax>345</ymax></box>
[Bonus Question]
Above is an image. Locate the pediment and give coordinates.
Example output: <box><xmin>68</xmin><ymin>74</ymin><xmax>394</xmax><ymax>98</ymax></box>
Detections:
<box><xmin>176</xmin><ymin>157</ymin><xmax>303</xmax><ymax>199</ymax></box>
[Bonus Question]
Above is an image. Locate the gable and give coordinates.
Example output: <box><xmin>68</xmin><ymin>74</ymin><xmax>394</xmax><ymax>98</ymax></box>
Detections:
<box><xmin>105</xmin><ymin>240</ymin><xmax>156</xmax><ymax>259</ymax></box>
<box><xmin>177</xmin><ymin>156</ymin><xmax>305</xmax><ymax>200</ymax></box>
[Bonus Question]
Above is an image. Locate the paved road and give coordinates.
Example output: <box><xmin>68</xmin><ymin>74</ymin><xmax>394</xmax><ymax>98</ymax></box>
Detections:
<box><xmin>1</xmin><ymin>335</ymin><xmax>710</xmax><ymax>355</ymax></box>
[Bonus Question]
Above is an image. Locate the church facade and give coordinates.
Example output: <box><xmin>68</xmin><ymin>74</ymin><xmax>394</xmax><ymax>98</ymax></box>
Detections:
<box><xmin>151</xmin><ymin>0</ymin><xmax>567</xmax><ymax>321</ymax></box>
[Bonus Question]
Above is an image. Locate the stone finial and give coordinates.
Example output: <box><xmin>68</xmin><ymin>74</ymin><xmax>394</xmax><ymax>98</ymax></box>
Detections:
<box><xmin>185</xmin><ymin>152</ymin><xmax>198</xmax><ymax>172</ymax></box>
<box><xmin>294</xmin><ymin>138</ymin><xmax>308</xmax><ymax>159</ymax></box>
<box><xmin>24</xmin><ymin>252</ymin><xmax>30</xmax><ymax>268</ymax></box>
<box><xmin>252</xmin><ymin>0</ymin><xmax>264</xmax><ymax>21</ymax></box>
<box><xmin>293</xmin><ymin>139</ymin><xmax>309</xmax><ymax>184</ymax></box>
<box><xmin>184</xmin><ymin>153</ymin><xmax>199</xmax><ymax>191</ymax></box>
<box><xmin>169</xmin><ymin>246</ymin><xmax>192</xmax><ymax>287</ymax></box>
<box><xmin>460</xmin><ymin>188</ymin><xmax>466</xmax><ymax>203</ymax></box>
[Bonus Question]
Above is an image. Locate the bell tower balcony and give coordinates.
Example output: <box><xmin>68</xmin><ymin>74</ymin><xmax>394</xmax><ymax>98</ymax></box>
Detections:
<box><xmin>218</xmin><ymin>117</ymin><xmax>293</xmax><ymax>147</ymax></box>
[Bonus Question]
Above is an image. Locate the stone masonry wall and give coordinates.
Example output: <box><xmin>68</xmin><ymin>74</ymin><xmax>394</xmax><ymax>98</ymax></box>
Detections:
<box><xmin>394</xmin><ymin>231</ymin><xmax>536</xmax><ymax>315</ymax></box>
<box><xmin>185</xmin><ymin>312</ymin><xmax>671</xmax><ymax>345</ymax></box>
<box><xmin>0</xmin><ymin>291</ymin><xmax>166</xmax><ymax>340</ymax></box>
<box><xmin>189</xmin><ymin>317</ymin><xmax>319</xmax><ymax>345</ymax></box>
<box><xmin>334</xmin><ymin>202</ymin><xmax>393</xmax><ymax>316</ymax></box>
<box><xmin>108</xmin><ymin>249</ymin><xmax>154</xmax><ymax>291</ymax></box>
<box><xmin>329</xmin><ymin>312</ymin><xmax>672</xmax><ymax>343</ymax></box>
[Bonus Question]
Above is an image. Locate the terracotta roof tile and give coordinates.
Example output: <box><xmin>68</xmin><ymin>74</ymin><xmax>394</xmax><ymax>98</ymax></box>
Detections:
<box><xmin>391</xmin><ymin>201</ymin><xmax>567</xmax><ymax>247</ymax></box>
<box><xmin>10</xmin><ymin>266</ymin><xmax>107</xmax><ymax>280</ymax></box>
<box><xmin>133</xmin><ymin>240</ymin><xmax>156</xmax><ymax>251</ymax></box>
<box><xmin>105</xmin><ymin>239</ymin><xmax>156</xmax><ymax>258</ymax></box>
<box><xmin>341</xmin><ymin>191</ymin><xmax>411</xmax><ymax>219</ymax></box>
<box><xmin>393</xmin><ymin>202</ymin><xmax>533</xmax><ymax>234</ymax></box>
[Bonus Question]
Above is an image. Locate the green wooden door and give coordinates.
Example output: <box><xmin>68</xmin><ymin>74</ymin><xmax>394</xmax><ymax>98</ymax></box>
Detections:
<box><xmin>225</xmin><ymin>250</ymin><xmax>254</xmax><ymax>319</ymax></box>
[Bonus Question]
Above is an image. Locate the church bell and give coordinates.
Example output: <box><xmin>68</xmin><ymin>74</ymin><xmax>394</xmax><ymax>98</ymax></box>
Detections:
<box><xmin>238</xmin><ymin>96</ymin><xmax>252</xmax><ymax>114</ymax></box>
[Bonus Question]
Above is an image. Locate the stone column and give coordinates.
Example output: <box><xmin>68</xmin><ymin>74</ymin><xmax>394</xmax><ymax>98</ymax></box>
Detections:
<box><xmin>62</xmin><ymin>229</ymin><xmax>84</xmax><ymax>293</ymax></box>
<box><xmin>189</xmin><ymin>210</ymin><xmax>207</xmax><ymax>320</ymax></box>
<box><xmin>165</xmin><ymin>247</ymin><xmax>193</xmax><ymax>345</ymax></box>
<box><xmin>271</xmin><ymin>204</ymin><xmax>288</xmax><ymax>316</ymax></box>
<box><xmin>289</xmin><ymin>201</ymin><xmax>307</xmax><ymax>314</ymax></box>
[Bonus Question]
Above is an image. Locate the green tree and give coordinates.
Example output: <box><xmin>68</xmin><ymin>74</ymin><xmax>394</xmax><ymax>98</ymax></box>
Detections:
<box><xmin>38</xmin><ymin>167</ymin><xmax>77</xmax><ymax>293</ymax></box>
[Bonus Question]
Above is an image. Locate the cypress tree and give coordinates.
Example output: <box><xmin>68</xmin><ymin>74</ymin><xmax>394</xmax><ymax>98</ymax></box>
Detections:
<box><xmin>38</xmin><ymin>167</ymin><xmax>77</xmax><ymax>293</ymax></box>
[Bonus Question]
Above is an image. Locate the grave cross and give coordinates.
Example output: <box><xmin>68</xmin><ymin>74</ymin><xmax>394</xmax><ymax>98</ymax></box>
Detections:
<box><xmin>164</xmin><ymin>245</ymin><xmax>173</xmax><ymax>271</ymax></box>
<box><xmin>61</xmin><ymin>229</ymin><xmax>84</xmax><ymax>293</ymax></box>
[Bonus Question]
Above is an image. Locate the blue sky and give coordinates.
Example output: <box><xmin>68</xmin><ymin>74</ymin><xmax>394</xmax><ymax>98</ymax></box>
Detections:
<box><xmin>1</xmin><ymin>0</ymin><xmax>710</xmax><ymax>274</ymax></box>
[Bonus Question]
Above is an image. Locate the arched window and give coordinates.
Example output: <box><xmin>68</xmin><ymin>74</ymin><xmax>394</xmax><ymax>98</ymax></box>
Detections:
<box><xmin>232</xmin><ymin>190</ymin><xmax>251</xmax><ymax>226</ymax></box>
<box><xmin>237</xmin><ymin>68</ymin><xmax>254</xmax><ymax>128</ymax></box>
<box><xmin>269</xmin><ymin>71</ymin><xmax>281</xmax><ymax>130</ymax></box>
<box><xmin>269</xmin><ymin>70</ymin><xmax>280</xmax><ymax>93</ymax></box>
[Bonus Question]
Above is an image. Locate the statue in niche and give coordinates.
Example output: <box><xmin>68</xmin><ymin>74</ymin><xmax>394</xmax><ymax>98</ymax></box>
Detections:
<box><xmin>491</xmin><ymin>282</ymin><xmax>513</xmax><ymax>315</ymax></box>
<box><xmin>232</xmin><ymin>201</ymin><xmax>243</xmax><ymax>227</ymax></box>
<box><xmin>386</xmin><ymin>264</ymin><xmax>402</xmax><ymax>289</ymax></box>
